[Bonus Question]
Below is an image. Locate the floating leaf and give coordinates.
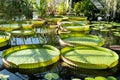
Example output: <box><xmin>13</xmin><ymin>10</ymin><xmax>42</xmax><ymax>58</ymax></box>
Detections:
<box><xmin>0</xmin><ymin>24</ymin><xmax>33</xmax><ymax>31</ymax></box>
<box><xmin>2</xmin><ymin>45</ymin><xmax>60</xmax><ymax>69</ymax></box>
<box><xmin>107</xmin><ymin>76</ymin><xmax>117</xmax><ymax>80</ymax></box>
<box><xmin>72</xmin><ymin>78</ymin><xmax>81</xmax><ymax>80</ymax></box>
<box><xmin>0</xmin><ymin>31</ymin><xmax>10</xmax><ymax>47</ymax></box>
<box><xmin>85</xmin><ymin>77</ymin><xmax>95</xmax><ymax>80</ymax></box>
<box><xmin>95</xmin><ymin>76</ymin><xmax>107</xmax><ymax>80</ymax></box>
<box><xmin>61</xmin><ymin>34</ymin><xmax>104</xmax><ymax>46</ymax></box>
<box><xmin>61</xmin><ymin>45</ymin><xmax>119</xmax><ymax>69</ymax></box>
<box><xmin>65</xmin><ymin>25</ymin><xmax>90</xmax><ymax>31</ymax></box>
<box><xmin>44</xmin><ymin>72</ymin><xmax>59</xmax><ymax>80</ymax></box>
<box><xmin>11</xmin><ymin>30</ymin><xmax>35</xmax><ymax>36</ymax></box>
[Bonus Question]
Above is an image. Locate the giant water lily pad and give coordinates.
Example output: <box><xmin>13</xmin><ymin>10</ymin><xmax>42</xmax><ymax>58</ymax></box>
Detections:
<box><xmin>0</xmin><ymin>31</ymin><xmax>11</xmax><ymax>47</ymax></box>
<box><xmin>90</xmin><ymin>23</ymin><xmax>112</xmax><ymax>31</ymax></box>
<box><xmin>65</xmin><ymin>25</ymin><xmax>90</xmax><ymax>32</ymax></box>
<box><xmin>45</xmin><ymin>16</ymin><xmax>68</xmax><ymax>24</ymax></box>
<box><xmin>11</xmin><ymin>29</ymin><xmax>35</xmax><ymax>36</ymax></box>
<box><xmin>0</xmin><ymin>24</ymin><xmax>33</xmax><ymax>31</ymax></box>
<box><xmin>61</xmin><ymin>34</ymin><xmax>104</xmax><ymax>46</ymax></box>
<box><xmin>61</xmin><ymin>21</ymin><xmax>89</xmax><ymax>26</ymax></box>
<box><xmin>61</xmin><ymin>45</ymin><xmax>119</xmax><ymax>69</ymax></box>
<box><xmin>112</xmin><ymin>22</ymin><xmax>120</xmax><ymax>27</ymax></box>
<box><xmin>67</xmin><ymin>16</ymin><xmax>87</xmax><ymax>21</ymax></box>
<box><xmin>26</xmin><ymin>20</ymin><xmax>45</xmax><ymax>27</ymax></box>
<box><xmin>2</xmin><ymin>45</ymin><xmax>60</xmax><ymax>69</ymax></box>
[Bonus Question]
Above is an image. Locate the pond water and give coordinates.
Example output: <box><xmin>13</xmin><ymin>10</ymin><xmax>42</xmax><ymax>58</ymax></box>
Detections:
<box><xmin>0</xmin><ymin>28</ymin><xmax>120</xmax><ymax>80</ymax></box>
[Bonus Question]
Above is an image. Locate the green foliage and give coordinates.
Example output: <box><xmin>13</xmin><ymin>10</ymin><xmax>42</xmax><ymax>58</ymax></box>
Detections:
<box><xmin>57</xmin><ymin>0</ymin><xmax>68</xmax><ymax>15</ymax></box>
<box><xmin>32</xmin><ymin>0</ymin><xmax>47</xmax><ymax>18</ymax></box>
<box><xmin>73</xmin><ymin>0</ymin><xmax>95</xmax><ymax>16</ymax></box>
<box><xmin>0</xmin><ymin>31</ymin><xmax>7</xmax><ymax>35</ymax></box>
<box><xmin>46</xmin><ymin>29</ymin><xmax>59</xmax><ymax>46</ymax></box>
<box><xmin>0</xmin><ymin>0</ymin><xmax>33</xmax><ymax>21</ymax></box>
<box><xmin>73</xmin><ymin>2</ymin><xmax>81</xmax><ymax>16</ymax></box>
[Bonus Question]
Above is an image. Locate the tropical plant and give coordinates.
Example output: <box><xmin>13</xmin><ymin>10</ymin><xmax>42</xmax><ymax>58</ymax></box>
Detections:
<box><xmin>32</xmin><ymin>0</ymin><xmax>48</xmax><ymax>18</ymax></box>
<box><xmin>73</xmin><ymin>1</ymin><xmax>81</xmax><ymax>16</ymax></box>
<box><xmin>57</xmin><ymin>0</ymin><xmax>68</xmax><ymax>15</ymax></box>
<box><xmin>105</xmin><ymin>0</ymin><xmax>117</xmax><ymax>20</ymax></box>
<box><xmin>0</xmin><ymin>0</ymin><xmax>33</xmax><ymax>21</ymax></box>
<box><xmin>73</xmin><ymin>0</ymin><xmax>95</xmax><ymax>17</ymax></box>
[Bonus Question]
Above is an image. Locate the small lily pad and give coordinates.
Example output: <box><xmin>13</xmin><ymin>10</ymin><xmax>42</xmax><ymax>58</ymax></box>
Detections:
<box><xmin>85</xmin><ymin>77</ymin><xmax>95</xmax><ymax>80</ymax></box>
<box><xmin>44</xmin><ymin>72</ymin><xmax>59</xmax><ymax>80</ymax></box>
<box><xmin>95</xmin><ymin>76</ymin><xmax>107</xmax><ymax>80</ymax></box>
<box><xmin>107</xmin><ymin>76</ymin><xmax>117</xmax><ymax>80</ymax></box>
<box><xmin>72</xmin><ymin>78</ymin><xmax>81</xmax><ymax>80</ymax></box>
<box><xmin>0</xmin><ymin>74</ymin><xmax>9</xmax><ymax>80</ymax></box>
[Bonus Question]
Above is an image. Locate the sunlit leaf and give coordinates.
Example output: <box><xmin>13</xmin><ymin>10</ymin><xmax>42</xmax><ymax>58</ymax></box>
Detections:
<box><xmin>61</xmin><ymin>45</ymin><xmax>119</xmax><ymax>69</ymax></box>
<box><xmin>44</xmin><ymin>72</ymin><xmax>59</xmax><ymax>80</ymax></box>
<box><xmin>2</xmin><ymin>45</ymin><xmax>60</xmax><ymax>69</ymax></box>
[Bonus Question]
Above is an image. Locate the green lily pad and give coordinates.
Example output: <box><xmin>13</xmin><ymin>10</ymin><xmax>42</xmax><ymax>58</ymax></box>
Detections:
<box><xmin>67</xmin><ymin>16</ymin><xmax>87</xmax><ymax>21</ymax></box>
<box><xmin>95</xmin><ymin>76</ymin><xmax>107</xmax><ymax>80</ymax></box>
<box><xmin>85</xmin><ymin>77</ymin><xmax>95</xmax><ymax>80</ymax></box>
<box><xmin>44</xmin><ymin>72</ymin><xmax>59</xmax><ymax>80</ymax></box>
<box><xmin>72</xmin><ymin>78</ymin><xmax>81</xmax><ymax>80</ymax></box>
<box><xmin>65</xmin><ymin>25</ymin><xmax>90</xmax><ymax>32</ymax></box>
<box><xmin>11</xmin><ymin>29</ymin><xmax>35</xmax><ymax>36</ymax></box>
<box><xmin>61</xmin><ymin>45</ymin><xmax>119</xmax><ymax>69</ymax></box>
<box><xmin>107</xmin><ymin>76</ymin><xmax>117</xmax><ymax>80</ymax></box>
<box><xmin>0</xmin><ymin>24</ymin><xmax>33</xmax><ymax>31</ymax></box>
<box><xmin>112</xmin><ymin>22</ymin><xmax>120</xmax><ymax>27</ymax></box>
<box><xmin>113</xmin><ymin>32</ymin><xmax>120</xmax><ymax>37</ymax></box>
<box><xmin>0</xmin><ymin>74</ymin><xmax>9</xmax><ymax>80</ymax></box>
<box><xmin>61</xmin><ymin>21</ymin><xmax>89</xmax><ymax>26</ymax></box>
<box><xmin>26</xmin><ymin>20</ymin><xmax>45</xmax><ymax>27</ymax></box>
<box><xmin>2</xmin><ymin>45</ymin><xmax>60</xmax><ymax>69</ymax></box>
<box><xmin>45</xmin><ymin>18</ymin><xmax>63</xmax><ymax>23</ymax></box>
<box><xmin>0</xmin><ymin>31</ymin><xmax>11</xmax><ymax>47</ymax></box>
<box><xmin>61</xmin><ymin>34</ymin><xmax>104</xmax><ymax>46</ymax></box>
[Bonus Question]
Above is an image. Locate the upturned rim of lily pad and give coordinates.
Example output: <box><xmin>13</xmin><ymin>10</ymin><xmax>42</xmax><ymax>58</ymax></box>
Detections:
<box><xmin>2</xmin><ymin>44</ymin><xmax>60</xmax><ymax>69</ymax></box>
<box><xmin>61</xmin><ymin>45</ymin><xmax>119</xmax><ymax>69</ymax></box>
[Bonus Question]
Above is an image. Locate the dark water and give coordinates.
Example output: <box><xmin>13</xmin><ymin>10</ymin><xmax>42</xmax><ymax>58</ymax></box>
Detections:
<box><xmin>0</xmin><ymin>29</ymin><xmax>120</xmax><ymax>80</ymax></box>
